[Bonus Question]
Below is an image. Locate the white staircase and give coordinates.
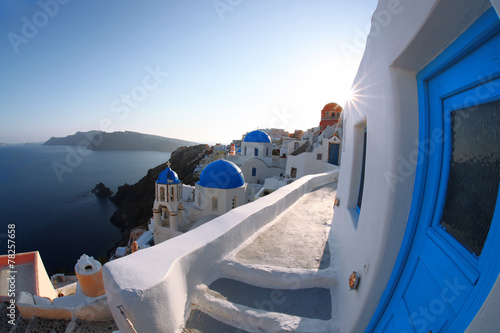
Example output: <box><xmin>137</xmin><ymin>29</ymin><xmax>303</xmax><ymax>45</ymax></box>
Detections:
<box><xmin>182</xmin><ymin>183</ymin><xmax>339</xmax><ymax>332</ymax></box>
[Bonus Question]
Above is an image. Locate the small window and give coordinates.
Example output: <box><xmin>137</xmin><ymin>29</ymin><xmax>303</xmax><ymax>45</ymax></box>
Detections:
<box><xmin>357</xmin><ymin>128</ymin><xmax>367</xmax><ymax>211</ymax></box>
<box><xmin>317</xmin><ymin>154</ymin><xmax>322</xmax><ymax>160</ymax></box>
<box><xmin>252</xmin><ymin>167</ymin><xmax>257</xmax><ymax>177</ymax></box>
<box><xmin>232</xmin><ymin>196</ymin><xmax>237</xmax><ymax>209</ymax></box>
<box><xmin>254</xmin><ymin>148</ymin><xmax>258</xmax><ymax>156</ymax></box>
<box><xmin>170</xmin><ymin>187</ymin><xmax>175</xmax><ymax>201</ymax></box>
<box><xmin>266</xmin><ymin>148</ymin><xmax>269</xmax><ymax>156</ymax></box>
<box><xmin>244</xmin><ymin>146</ymin><xmax>247</xmax><ymax>155</ymax></box>
<box><xmin>212</xmin><ymin>196</ymin><xmax>218</xmax><ymax>211</ymax></box>
<box><xmin>160</xmin><ymin>187</ymin><xmax>165</xmax><ymax>201</ymax></box>
<box><xmin>291</xmin><ymin>167</ymin><xmax>297</xmax><ymax>178</ymax></box>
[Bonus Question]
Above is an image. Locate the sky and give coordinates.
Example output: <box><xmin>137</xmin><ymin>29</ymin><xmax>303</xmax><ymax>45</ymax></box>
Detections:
<box><xmin>0</xmin><ymin>0</ymin><xmax>378</xmax><ymax>144</ymax></box>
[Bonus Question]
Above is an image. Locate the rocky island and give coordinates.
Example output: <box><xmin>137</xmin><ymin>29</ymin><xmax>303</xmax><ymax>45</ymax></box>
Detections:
<box><xmin>44</xmin><ymin>130</ymin><xmax>197</xmax><ymax>152</ymax></box>
<box><xmin>92</xmin><ymin>182</ymin><xmax>114</xmax><ymax>198</ymax></box>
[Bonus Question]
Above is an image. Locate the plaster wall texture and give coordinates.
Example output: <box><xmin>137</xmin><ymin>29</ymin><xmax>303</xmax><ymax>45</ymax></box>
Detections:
<box><xmin>465</xmin><ymin>274</ymin><xmax>500</xmax><ymax>332</ymax></box>
<box><xmin>102</xmin><ymin>170</ymin><xmax>338</xmax><ymax>332</ymax></box>
<box><xmin>17</xmin><ymin>286</ymin><xmax>112</xmax><ymax>321</ymax></box>
<box><xmin>0</xmin><ymin>252</ymin><xmax>57</xmax><ymax>301</ymax></box>
<box><xmin>35</xmin><ymin>252</ymin><xmax>58</xmax><ymax>300</ymax></box>
<box><xmin>332</xmin><ymin>0</ymin><xmax>497</xmax><ymax>332</ymax></box>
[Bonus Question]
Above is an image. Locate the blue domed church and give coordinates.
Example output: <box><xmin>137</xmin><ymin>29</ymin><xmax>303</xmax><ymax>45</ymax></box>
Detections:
<box><xmin>150</xmin><ymin>160</ymin><xmax>248</xmax><ymax>244</ymax></box>
<box><xmin>226</xmin><ymin>129</ymin><xmax>286</xmax><ymax>185</ymax></box>
<box><xmin>194</xmin><ymin>160</ymin><xmax>247</xmax><ymax>216</ymax></box>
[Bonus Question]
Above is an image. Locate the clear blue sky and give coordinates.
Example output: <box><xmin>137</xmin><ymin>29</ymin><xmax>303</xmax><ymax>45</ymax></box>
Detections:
<box><xmin>0</xmin><ymin>0</ymin><xmax>377</xmax><ymax>144</ymax></box>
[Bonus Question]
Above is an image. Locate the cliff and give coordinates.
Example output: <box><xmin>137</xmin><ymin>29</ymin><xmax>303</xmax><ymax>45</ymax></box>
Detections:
<box><xmin>44</xmin><ymin>130</ymin><xmax>197</xmax><ymax>152</ymax></box>
<box><xmin>108</xmin><ymin>144</ymin><xmax>210</xmax><ymax>242</ymax></box>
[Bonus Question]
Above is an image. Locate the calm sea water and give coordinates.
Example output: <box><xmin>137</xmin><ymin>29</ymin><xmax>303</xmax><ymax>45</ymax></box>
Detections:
<box><xmin>0</xmin><ymin>144</ymin><xmax>171</xmax><ymax>275</ymax></box>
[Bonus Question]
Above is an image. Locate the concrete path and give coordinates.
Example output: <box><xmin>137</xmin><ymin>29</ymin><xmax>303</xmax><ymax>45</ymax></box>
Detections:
<box><xmin>235</xmin><ymin>182</ymin><xmax>336</xmax><ymax>269</ymax></box>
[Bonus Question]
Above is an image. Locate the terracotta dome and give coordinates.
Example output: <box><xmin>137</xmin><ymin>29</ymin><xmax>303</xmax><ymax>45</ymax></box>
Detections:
<box><xmin>322</xmin><ymin>102</ymin><xmax>343</xmax><ymax>112</ymax></box>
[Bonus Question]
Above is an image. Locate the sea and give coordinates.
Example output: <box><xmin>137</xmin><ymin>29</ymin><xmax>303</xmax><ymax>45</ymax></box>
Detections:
<box><xmin>0</xmin><ymin>143</ymin><xmax>171</xmax><ymax>275</ymax></box>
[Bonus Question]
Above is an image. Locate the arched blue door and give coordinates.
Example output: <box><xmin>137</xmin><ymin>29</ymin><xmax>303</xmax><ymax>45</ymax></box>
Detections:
<box><xmin>328</xmin><ymin>143</ymin><xmax>340</xmax><ymax>165</ymax></box>
<box><xmin>373</xmin><ymin>9</ymin><xmax>500</xmax><ymax>333</ymax></box>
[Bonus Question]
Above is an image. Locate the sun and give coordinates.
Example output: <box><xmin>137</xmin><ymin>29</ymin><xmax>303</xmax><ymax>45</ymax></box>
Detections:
<box><xmin>346</xmin><ymin>87</ymin><xmax>356</xmax><ymax>103</ymax></box>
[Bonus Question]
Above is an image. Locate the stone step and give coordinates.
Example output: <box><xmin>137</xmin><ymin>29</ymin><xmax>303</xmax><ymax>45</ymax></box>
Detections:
<box><xmin>190</xmin><ymin>281</ymin><xmax>335</xmax><ymax>333</ymax></box>
<box><xmin>182</xmin><ymin>309</ymin><xmax>249</xmax><ymax>333</ymax></box>
<box><xmin>220</xmin><ymin>259</ymin><xmax>338</xmax><ymax>290</ymax></box>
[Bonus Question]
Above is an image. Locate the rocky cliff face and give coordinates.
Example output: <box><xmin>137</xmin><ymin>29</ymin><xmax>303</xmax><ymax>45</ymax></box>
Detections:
<box><xmin>108</xmin><ymin>144</ymin><xmax>210</xmax><ymax>243</ymax></box>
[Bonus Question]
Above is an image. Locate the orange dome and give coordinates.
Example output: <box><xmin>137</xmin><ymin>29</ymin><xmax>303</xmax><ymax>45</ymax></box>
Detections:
<box><xmin>322</xmin><ymin>103</ymin><xmax>343</xmax><ymax>112</ymax></box>
<box><xmin>319</xmin><ymin>102</ymin><xmax>342</xmax><ymax>133</ymax></box>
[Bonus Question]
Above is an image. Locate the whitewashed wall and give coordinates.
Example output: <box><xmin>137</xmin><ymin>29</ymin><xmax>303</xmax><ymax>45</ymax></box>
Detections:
<box><xmin>331</xmin><ymin>0</ymin><xmax>497</xmax><ymax>332</ymax></box>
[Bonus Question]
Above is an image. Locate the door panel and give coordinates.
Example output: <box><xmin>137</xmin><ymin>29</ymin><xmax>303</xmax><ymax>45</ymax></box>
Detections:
<box><xmin>404</xmin><ymin>263</ymin><xmax>449</xmax><ymax>332</ymax></box>
<box><xmin>388</xmin><ymin>299</ymin><xmax>415</xmax><ymax>333</ymax></box>
<box><xmin>329</xmin><ymin>143</ymin><xmax>340</xmax><ymax>165</ymax></box>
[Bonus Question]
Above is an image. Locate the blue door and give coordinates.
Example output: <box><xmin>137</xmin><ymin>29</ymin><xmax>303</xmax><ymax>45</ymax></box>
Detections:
<box><xmin>328</xmin><ymin>143</ymin><xmax>340</xmax><ymax>165</ymax></box>
<box><xmin>373</xmin><ymin>9</ymin><xmax>500</xmax><ymax>333</ymax></box>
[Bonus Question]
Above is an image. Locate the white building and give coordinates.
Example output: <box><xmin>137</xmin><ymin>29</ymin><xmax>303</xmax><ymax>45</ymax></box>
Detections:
<box><xmin>227</xmin><ymin>130</ymin><xmax>286</xmax><ymax>184</ymax></box>
<box><xmin>285</xmin><ymin>133</ymin><xmax>341</xmax><ymax>179</ymax></box>
<box><xmin>194</xmin><ymin>159</ymin><xmax>247</xmax><ymax>217</ymax></box>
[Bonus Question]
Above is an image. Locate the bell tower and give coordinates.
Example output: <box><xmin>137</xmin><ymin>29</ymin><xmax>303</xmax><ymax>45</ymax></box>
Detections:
<box><xmin>152</xmin><ymin>161</ymin><xmax>183</xmax><ymax>242</ymax></box>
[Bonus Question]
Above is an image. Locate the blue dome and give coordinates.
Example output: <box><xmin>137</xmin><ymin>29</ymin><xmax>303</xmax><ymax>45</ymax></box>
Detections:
<box><xmin>243</xmin><ymin>130</ymin><xmax>271</xmax><ymax>143</ymax></box>
<box><xmin>157</xmin><ymin>167</ymin><xmax>180</xmax><ymax>184</ymax></box>
<box><xmin>197</xmin><ymin>160</ymin><xmax>245</xmax><ymax>189</ymax></box>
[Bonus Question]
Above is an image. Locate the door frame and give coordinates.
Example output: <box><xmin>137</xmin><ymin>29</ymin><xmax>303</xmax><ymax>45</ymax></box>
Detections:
<box><xmin>368</xmin><ymin>8</ymin><xmax>500</xmax><ymax>332</ymax></box>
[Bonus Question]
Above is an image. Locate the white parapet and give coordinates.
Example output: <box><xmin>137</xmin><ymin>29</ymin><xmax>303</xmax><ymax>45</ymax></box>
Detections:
<box><xmin>102</xmin><ymin>170</ymin><xmax>338</xmax><ymax>332</ymax></box>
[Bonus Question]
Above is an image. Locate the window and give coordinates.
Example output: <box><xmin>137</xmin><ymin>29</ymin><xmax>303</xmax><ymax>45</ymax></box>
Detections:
<box><xmin>439</xmin><ymin>101</ymin><xmax>499</xmax><ymax>256</ymax></box>
<box><xmin>244</xmin><ymin>146</ymin><xmax>247</xmax><ymax>155</ymax></box>
<box><xmin>160</xmin><ymin>187</ymin><xmax>165</xmax><ymax>201</ymax></box>
<box><xmin>317</xmin><ymin>153</ymin><xmax>322</xmax><ymax>160</ymax></box>
<box><xmin>170</xmin><ymin>187</ymin><xmax>175</xmax><ymax>201</ymax></box>
<box><xmin>212</xmin><ymin>196</ymin><xmax>218</xmax><ymax>211</ymax></box>
<box><xmin>266</xmin><ymin>148</ymin><xmax>269</xmax><ymax>156</ymax></box>
<box><xmin>254</xmin><ymin>148</ymin><xmax>258</xmax><ymax>156</ymax></box>
<box><xmin>290</xmin><ymin>167</ymin><xmax>297</xmax><ymax>178</ymax></box>
<box><xmin>197</xmin><ymin>193</ymin><xmax>201</xmax><ymax>206</ymax></box>
<box><xmin>252</xmin><ymin>167</ymin><xmax>256</xmax><ymax>177</ymax></box>
<box><xmin>232</xmin><ymin>196</ymin><xmax>237</xmax><ymax>209</ymax></box>
<box><xmin>357</xmin><ymin>128</ymin><xmax>367</xmax><ymax>211</ymax></box>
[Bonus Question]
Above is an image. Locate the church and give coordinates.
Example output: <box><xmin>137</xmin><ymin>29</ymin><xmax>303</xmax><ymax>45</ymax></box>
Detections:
<box><xmin>150</xmin><ymin>160</ymin><xmax>249</xmax><ymax>244</ymax></box>
<box><xmin>226</xmin><ymin>129</ymin><xmax>286</xmax><ymax>185</ymax></box>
